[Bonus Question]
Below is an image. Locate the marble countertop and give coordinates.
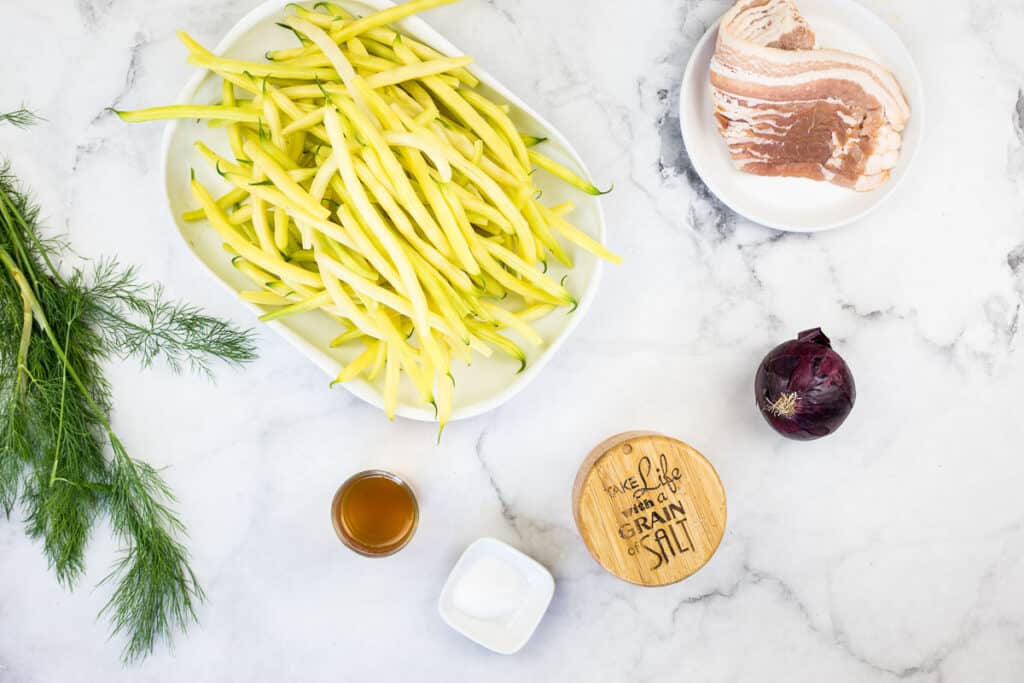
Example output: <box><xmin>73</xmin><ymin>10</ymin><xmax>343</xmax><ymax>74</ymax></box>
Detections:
<box><xmin>3</xmin><ymin>0</ymin><xmax>1024</xmax><ymax>681</ymax></box>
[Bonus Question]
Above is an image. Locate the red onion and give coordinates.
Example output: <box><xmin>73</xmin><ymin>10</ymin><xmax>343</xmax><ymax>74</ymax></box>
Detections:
<box><xmin>754</xmin><ymin>328</ymin><xmax>856</xmax><ymax>441</ymax></box>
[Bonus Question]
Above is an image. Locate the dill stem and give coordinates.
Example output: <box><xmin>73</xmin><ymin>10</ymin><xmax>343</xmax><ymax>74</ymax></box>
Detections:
<box><xmin>0</xmin><ymin>248</ymin><xmax>119</xmax><ymax>447</ymax></box>
<box><xmin>13</xmin><ymin>261</ymin><xmax>33</xmax><ymax>395</ymax></box>
<box><xmin>0</xmin><ymin>189</ymin><xmax>43</xmax><ymax>289</ymax></box>
<box><xmin>48</xmin><ymin>323</ymin><xmax>71</xmax><ymax>487</ymax></box>
<box><xmin>0</xmin><ymin>185</ymin><xmax>60</xmax><ymax>287</ymax></box>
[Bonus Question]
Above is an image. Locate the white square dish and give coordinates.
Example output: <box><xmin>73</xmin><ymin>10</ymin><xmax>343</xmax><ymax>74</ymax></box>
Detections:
<box><xmin>438</xmin><ymin>538</ymin><xmax>555</xmax><ymax>655</ymax></box>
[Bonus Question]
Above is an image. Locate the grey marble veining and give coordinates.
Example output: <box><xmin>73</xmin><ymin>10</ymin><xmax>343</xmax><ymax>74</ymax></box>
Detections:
<box><xmin>2</xmin><ymin>1</ymin><xmax>1024</xmax><ymax>681</ymax></box>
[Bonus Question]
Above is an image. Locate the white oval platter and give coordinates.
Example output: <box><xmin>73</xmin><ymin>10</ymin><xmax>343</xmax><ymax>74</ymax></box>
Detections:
<box><xmin>161</xmin><ymin>0</ymin><xmax>608</xmax><ymax>422</ymax></box>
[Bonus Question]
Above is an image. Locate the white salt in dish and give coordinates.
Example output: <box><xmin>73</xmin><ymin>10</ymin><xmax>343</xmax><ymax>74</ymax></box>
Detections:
<box><xmin>438</xmin><ymin>538</ymin><xmax>555</xmax><ymax>655</ymax></box>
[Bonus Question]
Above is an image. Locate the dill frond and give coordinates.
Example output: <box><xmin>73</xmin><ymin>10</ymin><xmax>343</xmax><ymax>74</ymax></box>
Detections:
<box><xmin>101</xmin><ymin>440</ymin><xmax>205</xmax><ymax>662</ymax></box>
<box><xmin>82</xmin><ymin>259</ymin><xmax>258</xmax><ymax>376</ymax></box>
<box><xmin>20</xmin><ymin>287</ymin><xmax>110</xmax><ymax>585</ymax></box>
<box><xmin>0</xmin><ymin>390</ymin><xmax>31</xmax><ymax>515</ymax></box>
<box><xmin>0</xmin><ymin>106</ymin><xmax>44</xmax><ymax>129</ymax></box>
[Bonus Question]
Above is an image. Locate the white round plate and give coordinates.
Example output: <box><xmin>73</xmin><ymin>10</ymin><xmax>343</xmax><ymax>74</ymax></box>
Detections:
<box><xmin>161</xmin><ymin>0</ymin><xmax>607</xmax><ymax>422</ymax></box>
<box><xmin>679</xmin><ymin>0</ymin><xmax>924</xmax><ymax>232</ymax></box>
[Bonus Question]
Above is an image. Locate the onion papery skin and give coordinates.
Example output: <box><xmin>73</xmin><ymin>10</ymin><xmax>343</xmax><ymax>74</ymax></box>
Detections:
<box><xmin>754</xmin><ymin>328</ymin><xmax>856</xmax><ymax>441</ymax></box>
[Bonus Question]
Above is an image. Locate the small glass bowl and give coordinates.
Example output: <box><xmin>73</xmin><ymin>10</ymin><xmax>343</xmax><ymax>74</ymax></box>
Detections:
<box><xmin>331</xmin><ymin>470</ymin><xmax>419</xmax><ymax>558</ymax></box>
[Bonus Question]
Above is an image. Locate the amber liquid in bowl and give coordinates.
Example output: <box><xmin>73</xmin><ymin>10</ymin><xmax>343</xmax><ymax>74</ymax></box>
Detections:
<box><xmin>332</xmin><ymin>471</ymin><xmax>418</xmax><ymax>557</ymax></box>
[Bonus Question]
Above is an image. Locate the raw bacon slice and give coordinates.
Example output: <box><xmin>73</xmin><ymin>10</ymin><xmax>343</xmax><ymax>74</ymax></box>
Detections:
<box><xmin>710</xmin><ymin>0</ymin><xmax>911</xmax><ymax>191</ymax></box>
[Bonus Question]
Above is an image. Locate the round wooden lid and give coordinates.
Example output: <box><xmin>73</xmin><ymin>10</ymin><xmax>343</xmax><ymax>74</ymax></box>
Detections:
<box><xmin>572</xmin><ymin>432</ymin><xmax>727</xmax><ymax>586</ymax></box>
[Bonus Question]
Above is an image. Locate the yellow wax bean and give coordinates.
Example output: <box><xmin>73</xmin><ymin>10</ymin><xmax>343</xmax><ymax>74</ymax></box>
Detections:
<box><xmin>522</xmin><ymin>197</ymin><xmax>572</xmax><ymax>267</ymax></box>
<box><xmin>273</xmin><ymin>207</ymin><xmax>290</xmax><ymax>252</ymax></box>
<box><xmin>331</xmin><ymin>343</ymin><xmax>378</xmax><ymax>387</ymax></box>
<box><xmin>461</xmin><ymin>89</ymin><xmax>530</xmax><ymax>173</ymax></box>
<box><xmin>540</xmin><ymin>204</ymin><xmax>623</xmax><ymax>264</ymax></box>
<box><xmin>241</xmin><ymin>128</ymin><xmax>300</xmax><ymax>170</ymax></box>
<box><xmin>226</xmin><ymin>205</ymin><xmax>254</xmax><ymax>226</ymax></box>
<box><xmin>517</xmin><ymin>304</ymin><xmax>557</xmax><ymax>323</ymax></box>
<box><xmin>192</xmin><ymin>181</ymin><xmax>322</xmax><ymax>287</ymax></box>
<box><xmin>468</xmin><ymin>321</ymin><xmax>526</xmax><ymax>373</ymax></box>
<box><xmin>262</xmin><ymin>96</ymin><xmax>285</xmax><ymax>150</ymax></box>
<box><xmin>548</xmin><ymin>201</ymin><xmax>575</xmax><ymax>217</ymax></box>
<box><xmin>181</xmin><ymin>187</ymin><xmax>249</xmax><ymax>222</ymax></box>
<box><xmin>367</xmin><ymin>339</ymin><xmax>387</xmax><ymax>381</ymax></box>
<box><xmin>471</xmin><ymin>243</ymin><xmax>560</xmax><ymax>305</ymax></box>
<box><xmin>479</xmin><ymin>238</ymin><xmax>572</xmax><ymax>302</ymax></box>
<box><xmin>251</xmin><ymin>197</ymin><xmax>276</xmax><ymax>254</ymax></box>
<box><xmin>366</xmin><ymin>57</ymin><xmax>473</xmax><ymax>89</ymax></box>
<box><xmin>528</xmin><ymin>149</ymin><xmax>611</xmax><ymax>196</ymax></box>
<box><xmin>221</xmin><ymin>79</ymin><xmax>248</xmax><ymax>161</ymax></box>
<box><xmin>259</xmin><ymin>291</ymin><xmax>333</xmax><ymax>322</ymax></box>
<box><xmin>329</xmin><ymin>327</ymin><xmax>367</xmax><ymax>348</ymax></box>
<box><xmin>241</xmin><ymin>290</ymin><xmax>293</xmax><ymax>306</ymax></box>
<box><xmin>480</xmin><ymin>301</ymin><xmax>543</xmax><ymax>347</ymax></box>
<box><xmin>113</xmin><ymin>105</ymin><xmax>260</xmax><ymax>123</ymax></box>
<box><xmin>243</xmin><ymin>139</ymin><xmax>329</xmax><ymax>221</ymax></box>
<box><xmin>362</xmin><ymin>27</ymin><xmax>478</xmax><ymax>87</ymax></box>
<box><xmin>186</xmin><ymin>52</ymin><xmax>337</xmax><ymax>81</ymax></box>
<box><xmin>317</xmin><ymin>263</ymin><xmax>385</xmax><ymax>342</ymax></box>
<box><xmin>435</xmin><ymin>369</ymin><xmax>453</xmax><ymax>435</ymax></box>
<box><xmin>291</xmin><ymin>4</ymin><xmax>344</xmax><ymax>30</ymax></box>
<box><xmin>221</xmin><ymin>173</ymin><xmax>307</xmax><ymax>218</ymax></box>
<box><xmin>282</xmin><ymin>107</ymin><xmax>325</xmax><ymax>135</ymax></box>
<box><xmin>330</xmin><ymin>0</ymin><xmax>457</xmax><ymax>47</ymax></box>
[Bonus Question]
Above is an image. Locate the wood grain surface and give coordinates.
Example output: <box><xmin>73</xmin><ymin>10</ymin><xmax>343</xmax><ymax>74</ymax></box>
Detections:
<box><xmin>572</xmin><ymin>432</ymin><xmax>727</xmax><ymax>586</ymax></box>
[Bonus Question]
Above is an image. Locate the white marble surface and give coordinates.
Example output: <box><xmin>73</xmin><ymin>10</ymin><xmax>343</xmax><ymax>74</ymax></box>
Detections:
<box><xmin>2</xmin><ymin>0</ymin><xmax>1024</xmax><ymax>681</ymax></box>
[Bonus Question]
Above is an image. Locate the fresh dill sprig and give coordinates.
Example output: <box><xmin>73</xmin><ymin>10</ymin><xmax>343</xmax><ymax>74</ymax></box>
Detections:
<box><xmin>82</xmin><ymin>259</ymin><xmax>257</xmax><ymax>377</ymax></box>
<box><xmin>0</xmin><ymin>156</ymin><xmax>256</xmax><ymax>662</ymax></box>
<box><xmin>0</xmin><ymin>106</ymin><xmax>44</xmax><ymax>129</ymax></box>
<box><xmin>101</xmin><ymin>436</ymin><xmax>205</xmax><ymax>662</ymax></box>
